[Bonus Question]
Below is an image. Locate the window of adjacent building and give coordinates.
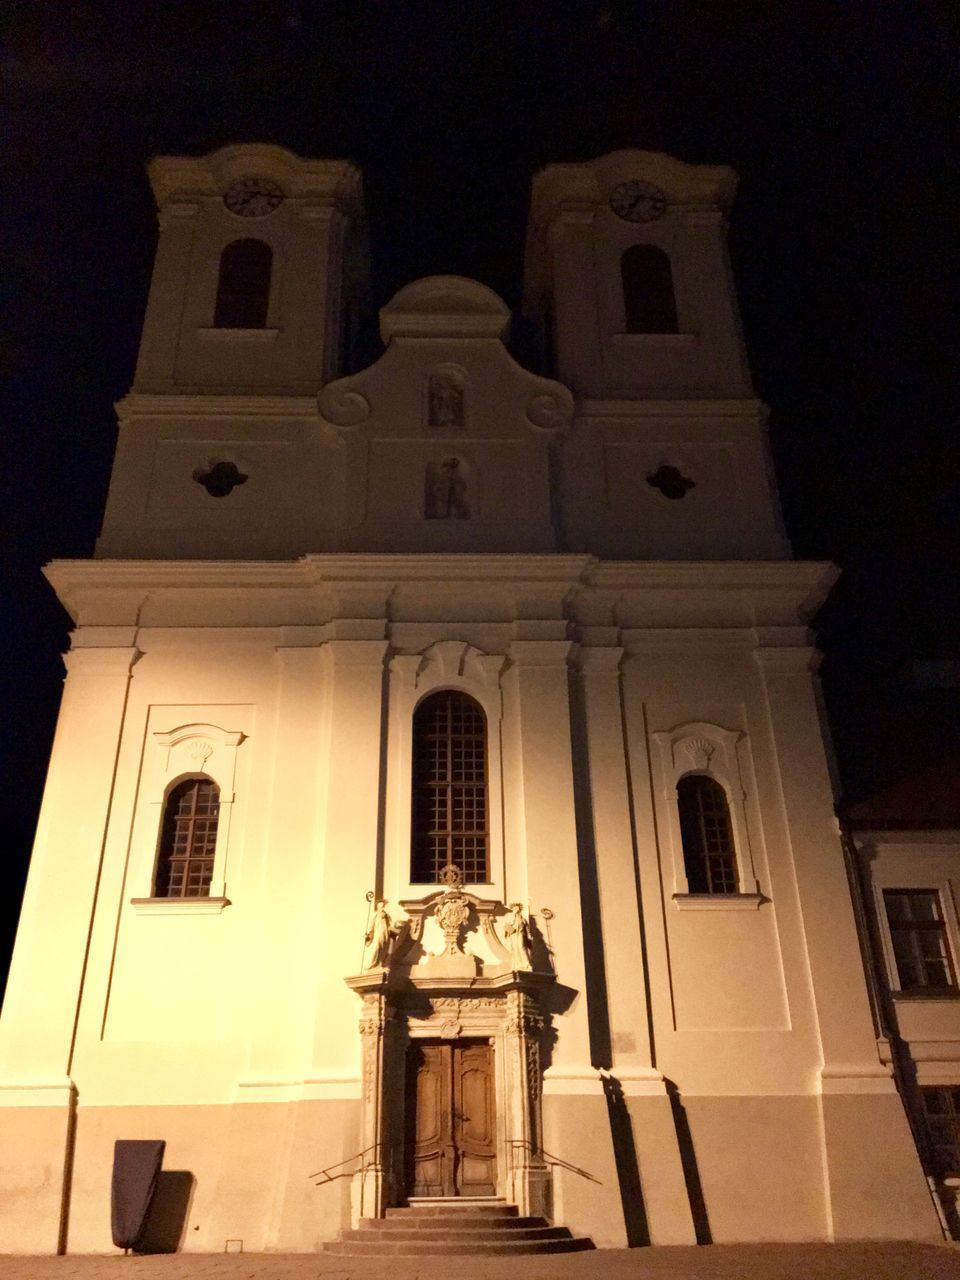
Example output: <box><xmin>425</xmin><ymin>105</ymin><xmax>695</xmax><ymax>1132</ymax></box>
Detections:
<box><xmin>920</xmin><ymin>1087</ymin><xmax>960</xmax><ymax>1176</ymax></box>
<box><xmin>883</xmin><ymin>890</ymin><xmax>957</xmax><ymax>993</ymax></box>
<box><xmin>411</xmin><ymin>690</ymin><xmax>489</xmax><ymax>884</ymax></box>
<box><xmin>677</xmin><ymin>775</ymin><xmax>739</xmax><ymax>894</ymax></box>
<box><xmin>214</xmin><ymin>238</ymin><xmax>272</xmax><ymax>328</ymax></box>
<box><xmin>621</xmin><ymin>243</ymin><xmax>679</xmax><ymax>334</ymax></box>
<box><xmin>155</xmin><ymin>777</ymin><xmax>220</xmax><ymax>897</ymax></box>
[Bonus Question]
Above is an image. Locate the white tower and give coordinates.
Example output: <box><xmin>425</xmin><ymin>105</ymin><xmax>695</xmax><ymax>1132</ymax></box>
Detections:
<box><xmin>525</xmin><ymin>150</ymin><xmax>786</xmax><ymax>559</ymax></box>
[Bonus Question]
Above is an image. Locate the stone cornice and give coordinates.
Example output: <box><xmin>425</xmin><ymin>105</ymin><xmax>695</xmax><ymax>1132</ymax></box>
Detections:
<box><xmin>574</xmin><ymin>397</ymin><xmax>767</xmax><ymax>422</ymax></box>
<box><xmin>115</xmin><ymin>393</ymin><xmax>319</xmax><ymax>419</ymax></box>
<box><xmin>45</xmin><ymin>555</ymin><xmax>837</xmax><ymax>633</ymax></box>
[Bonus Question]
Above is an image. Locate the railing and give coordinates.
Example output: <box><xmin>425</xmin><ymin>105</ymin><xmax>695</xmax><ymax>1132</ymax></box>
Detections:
<box><xmin>506</xmin><ymin>1138</ymin><xmax>601</xmax><ymax>1184</ymax></box>
<box><xmin>310</xmin><ymin>1143</ymin><xmax>380</xmax><ymax>1186</ymax></box>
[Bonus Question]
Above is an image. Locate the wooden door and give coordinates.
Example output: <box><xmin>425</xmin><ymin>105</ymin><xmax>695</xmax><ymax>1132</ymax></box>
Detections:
<box><xmin>405</xmin><ymin>1040</ymin><xmax>496</xmax><ymax>1197</ymax></box>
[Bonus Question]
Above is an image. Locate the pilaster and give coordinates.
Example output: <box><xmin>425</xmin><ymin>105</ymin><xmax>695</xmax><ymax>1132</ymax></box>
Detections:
<box><xmin>0</xmin><ymin>646</ymin><xmax>138</xmax><ymax>1083</ymax></box>
<box><xmin>504</xmin><ymin>640</ymin><xmax>597</xmax><ymax>1088</ymax></box>
<box><xmin>309</xmin><ymin>640</ymin><xmax>389</xmax><ymax>1080</ymax></box>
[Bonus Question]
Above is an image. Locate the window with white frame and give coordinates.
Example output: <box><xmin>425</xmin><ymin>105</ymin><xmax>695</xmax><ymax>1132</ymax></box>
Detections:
<box><xmin>920</xmin><ymin>1086</ymin><xmax>960</xmax><ymax>1176</ymax></box>
<box><xmin>883</xmin><ymin>889</ymin><xmax>957</xmax><ymax>994</ymax></box>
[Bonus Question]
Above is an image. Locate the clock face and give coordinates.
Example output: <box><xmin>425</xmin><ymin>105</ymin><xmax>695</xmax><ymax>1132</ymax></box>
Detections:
<box><xmin>223</xmin><ymin>176</ymin><xmax>284</xmax><ymax>218</ymax></box>
<box><xmin>609</xmin><ymin>179</ymin><xmax>667</xmax><ymax>223</ymax></box>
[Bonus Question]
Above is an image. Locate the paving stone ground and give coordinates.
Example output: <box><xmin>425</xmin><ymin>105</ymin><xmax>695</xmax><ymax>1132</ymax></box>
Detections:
<box><xmin>3</xmin><ymin>1244</ymin><xmax>960</xmax><ymax>1280</ymax></box>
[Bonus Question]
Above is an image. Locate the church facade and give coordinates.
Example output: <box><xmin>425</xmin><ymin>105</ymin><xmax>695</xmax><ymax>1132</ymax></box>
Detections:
<box><xmin>0</xmin><ymin>144</ymin><xmax>941</xmax><ymax>1251</ymax></box>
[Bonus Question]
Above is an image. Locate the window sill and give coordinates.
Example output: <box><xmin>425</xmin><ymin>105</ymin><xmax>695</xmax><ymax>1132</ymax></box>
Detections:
<box><xmin>891</xmin><ymin>988</ymin><xmax>960</xmax><ymax>1001</ymax></box>
<box><xmin>130</xmin><ymin>896</ymin><xmax>231</xmax><ymax>916</ymax></box>
<box><xmin>672</xmin><ymin>892</ymin><xmax>765</xmax><ymax>911</ymax></box>
<box><xmin>197</xmin><ymin>327</ymin><xmax>280</xmax><ymax>342</ymax></box>
<box><xmin>610</xmin><ymin>332</ymin><xmax>696</xmax><ymax>345</ymax></box>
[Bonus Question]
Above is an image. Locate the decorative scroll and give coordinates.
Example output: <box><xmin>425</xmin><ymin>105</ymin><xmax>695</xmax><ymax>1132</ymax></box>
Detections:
<box><xmin>317</xmin><ymin>384</ymin><xmax>370</xmax><ymax>427</ymax></box>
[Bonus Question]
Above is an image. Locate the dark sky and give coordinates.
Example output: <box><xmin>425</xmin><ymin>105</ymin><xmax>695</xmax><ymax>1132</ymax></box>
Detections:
<box><xmin>2</xmin><ymin>1</ymin><xmax>959</xmax><ymax>986</ymax></box>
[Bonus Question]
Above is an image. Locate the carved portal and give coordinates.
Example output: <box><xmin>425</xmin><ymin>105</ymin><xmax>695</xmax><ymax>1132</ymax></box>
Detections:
<box><xmin>346</xmin><ymin>879</ymin><xmax>555</xmax><ymax>1224</ymax></box>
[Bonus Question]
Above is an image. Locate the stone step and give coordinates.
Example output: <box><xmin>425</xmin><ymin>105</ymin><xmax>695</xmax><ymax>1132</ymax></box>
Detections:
<box><xmin>327</xmin><ymin>1198</ymin><xmax>595</xmax><ymax>1256</ymax></box>
<box><xmin>323</xmin><ymin>1236</ymin><xmax>595</xmax><ymax>1256</ymax></box>
<box><xmin>378</xmin><ymin>1213</ymin><xmax>542</xmax><ymax>1223</ymax></box>
<box><xmin>347</xmin><ymin>1224</ymin><xmax>571</xmax><ymax>1243</ymax></box>
<box><xmin>395</xmin><ymin>1200</ymin><xmax>515</xmax><ymax>1215</ymax></box>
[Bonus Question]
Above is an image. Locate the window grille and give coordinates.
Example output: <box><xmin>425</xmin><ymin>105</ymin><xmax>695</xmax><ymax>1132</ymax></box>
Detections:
<box><xmin>155</xmin><ymin>777</ymin><xmax>220</xmax><ymax>898</ymax></box>
<box><xmin>411</xmin><ymin>691</ymin><xmax>489</xmax><ymax>883</ymax></box>
<box><xmin>621</xmin><ymin>243</ymin><xmax>678</xmax><ymax>334</ymax></box>
<box><xmin>677</xmin><ymin>775</ymin><xmax>738</xmax><ymax>894</ymax></box>
<box><xmin>214</xmin><ymin>238</ymin><xmax>272</xmax><ymax>328</ymax></box>
<box><xmin>920</xmin><ymin>1086</ymin><xmax>960</xmax><ymax>1176</ymax></box>
<box><xmin>884</xmin><ymin>890</ymin><xmax>956</xmax><ymax>993</ymax></box>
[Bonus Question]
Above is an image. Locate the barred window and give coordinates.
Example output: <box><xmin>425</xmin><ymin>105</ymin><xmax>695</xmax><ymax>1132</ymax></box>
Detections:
<box><xmin>155</xmin><ymin>778</ymin><xmax>220</xmax><ymax>898</ymax></box>
<box><xmin>677</xmin><ymin>775</ymin><xmax>739</xmax><ymax>894</ymax></box>
<box><xmin>411</xmin><ymin>691</ymin><xmax>488</xmax><ymax>883</ymax></box>
<box><xmin>884</xmin><ymin>890</ymin><xmax>956</xmax><ymax>994</ymax></box>
<box><xmin>214</xmin><ymin>238</ymin><xmax>272</xmax><ymax>328</ymax></box>
<box><xmin>920</xmin><ymin>1087</ymin><xmax>960</xmax><ymax>1176</ymax></box>
<box><xmin>621</xmin><ymin>244</ymin><xmax>678</xmax><ymax>334</ymax></box>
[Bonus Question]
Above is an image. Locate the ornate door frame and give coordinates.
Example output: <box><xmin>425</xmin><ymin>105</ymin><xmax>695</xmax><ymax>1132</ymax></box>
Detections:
<box><xmin>347</xmin><ymin>972</ymin><xmax>553</xmax><ymax>1224</ymax></box>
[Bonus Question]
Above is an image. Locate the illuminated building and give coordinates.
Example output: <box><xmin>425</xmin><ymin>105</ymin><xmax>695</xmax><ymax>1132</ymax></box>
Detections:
<box><xmin>0</xmin><ymin>145</ymin><xmax>941</xmax><ymax>1251</ymax></box>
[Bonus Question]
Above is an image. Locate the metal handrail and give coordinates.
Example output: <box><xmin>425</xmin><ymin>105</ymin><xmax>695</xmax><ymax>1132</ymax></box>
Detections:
<box><xmin>506</xmin><ymin>1138</ymin><xmax>601</xmax><ymax>1184</ymax></box>
<box><xmin>310</xmin><ymin>1143</ymin><xmax>380</xmax><ymax>1186</ymax></box>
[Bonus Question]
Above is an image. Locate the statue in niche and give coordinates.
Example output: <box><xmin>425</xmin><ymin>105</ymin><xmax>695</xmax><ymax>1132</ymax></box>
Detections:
<box><xmin>427</xmin><ymin>371</ymin><xmax>464</xmax><ymax>429</ymax></box>
<box><xmin>424</xmin><ymin>457</ymin><xmax>470</xmax><ymax>520</ymax></box>
<box><xmin>503</xmin><ymin>903</ymin><xmax>534</xmax><ymax>971</ymax></box>
<box><xmin>365</xmin><ymin>899</ymin><xmax>396</xmax><ymax>968</ymax></box>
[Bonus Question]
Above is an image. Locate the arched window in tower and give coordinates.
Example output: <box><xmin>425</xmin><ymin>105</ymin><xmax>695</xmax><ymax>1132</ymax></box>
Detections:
<box><xmin>621</xmin><ymin>243</ymin><xmax>678</xmax><ymax>334</ymax></box>
<box><xmin>154</xmin><ymin>777</ymin><xmax>220</xmax><ymax>898</ymax></box>
<box><xmin>214</xmin><ymin>238</ymin><xmax>272</xmax><ymax>328</ymax></box>
<box><xmin>677</xmin><ymin>774</ymin><xmax>738</xmax><ymax>894</ymax></box>
<box><xmin>411</xmin><ymin>691</ymin><xmax>489</xmax><ymax>884</ymax></box>
<box><xmin>424</xmin><ymin>457</ymin><xmax>470</xmax><ymax>520</ymax></box>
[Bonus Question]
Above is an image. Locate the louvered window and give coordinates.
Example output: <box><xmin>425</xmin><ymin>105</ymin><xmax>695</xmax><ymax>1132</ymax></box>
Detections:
<box><xmin>411</xmin><ymin>691</ymin><xmax>488</xmax><ymax>883</ymax></box>
<box><xmin>155</xmin><ymin>778</ymin><xmax>220</xmax><ymax>898</ymax></box>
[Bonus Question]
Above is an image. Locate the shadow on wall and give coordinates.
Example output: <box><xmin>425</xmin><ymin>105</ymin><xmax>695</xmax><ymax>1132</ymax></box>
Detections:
<box><xmin>600</xmin><ymin>1071</ymin><xmax>649</xmax><ymax>1246</ymax></box>
<box><xmin>665</xmin><ymin>1080</ymin><xmax>711</xmax><ymax>1245</ymax></box>
<box><xmin>136</xmin><ymin>1171</ymin><xmax>196</xmax><ymax>1253</ymax></box>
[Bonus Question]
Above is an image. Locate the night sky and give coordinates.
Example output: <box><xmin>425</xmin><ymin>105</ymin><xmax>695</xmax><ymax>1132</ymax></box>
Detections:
<box><xmin>2</xmin><ymin>2</ymin><xmax>959</xmax><ymax>990</ymax></box>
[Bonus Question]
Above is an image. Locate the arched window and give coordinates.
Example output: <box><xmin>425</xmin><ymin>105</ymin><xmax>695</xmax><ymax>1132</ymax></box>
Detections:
<box><xmin>155</xmin><ymin>777</ymin><xmax>220</xmax><ymax>898</ymax></box>
<box><xmin>214</xmin><ymin>238</ymin><xmax>272</xmax><ymax>328</ymax></box>
<box><xmin>621</xmin><ymin>244</ymin><xmax>678</xmax><ymax>334</ymax></box>
<box><xmin>411</xmin><ymin>691</ymin><xmax>488</xmax><ymax>883</ymax></box>
<box><xmin>677</xmin><ymin>775</ymin><xmax>738</xmax><ymax>894</ymax></box>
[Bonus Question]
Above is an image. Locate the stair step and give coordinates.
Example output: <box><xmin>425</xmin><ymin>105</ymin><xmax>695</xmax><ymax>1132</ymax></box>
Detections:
<box><xmin>348</xmin><ymin>1225</ymin><xmax>571</xmax><ymax>1243</ymax></box>
<box><xmin>377</xmin><ymin>1213</ymin><xmax>536</xmax><ymax>1229</ymax></box>
<box><xmin>327</xmin><ymin>1198</ymin><xmax>595</xmax><ymax>1256</ymax></box>
<box><xmin>394</xmin><ymin>1201</ymin><xmax>516</xmax><ymax>1215</ymax></box>
<box><xmin>324</xmin><ymin>1237</ymin><xmax>595</xmax><ymax>1256</ymax></box>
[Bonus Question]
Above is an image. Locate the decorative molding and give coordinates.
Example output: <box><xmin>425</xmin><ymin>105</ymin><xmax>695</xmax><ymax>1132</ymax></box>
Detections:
<box><xmin>130</xmin><ymin>896</ymin><xmax>231</xmax><ymax>915</ymax></box>
<box><xmin>524</xmin><ymin>389</ymin><xmax>574</xmax><ymax>433</ymax></box>
<box><xmin>317</xmin><ymin>383</ymin><xmax>371</xmax><ymax>427</ymax></box>
<box><xmin>672</xmin><ymin>893</ymin><xmax>764</xmax><ymax>912</ymax></box>
<box><xmin>651</xmin><ymin>719</ymin><xmax>760</xmax><ymax>898</ymax></box>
